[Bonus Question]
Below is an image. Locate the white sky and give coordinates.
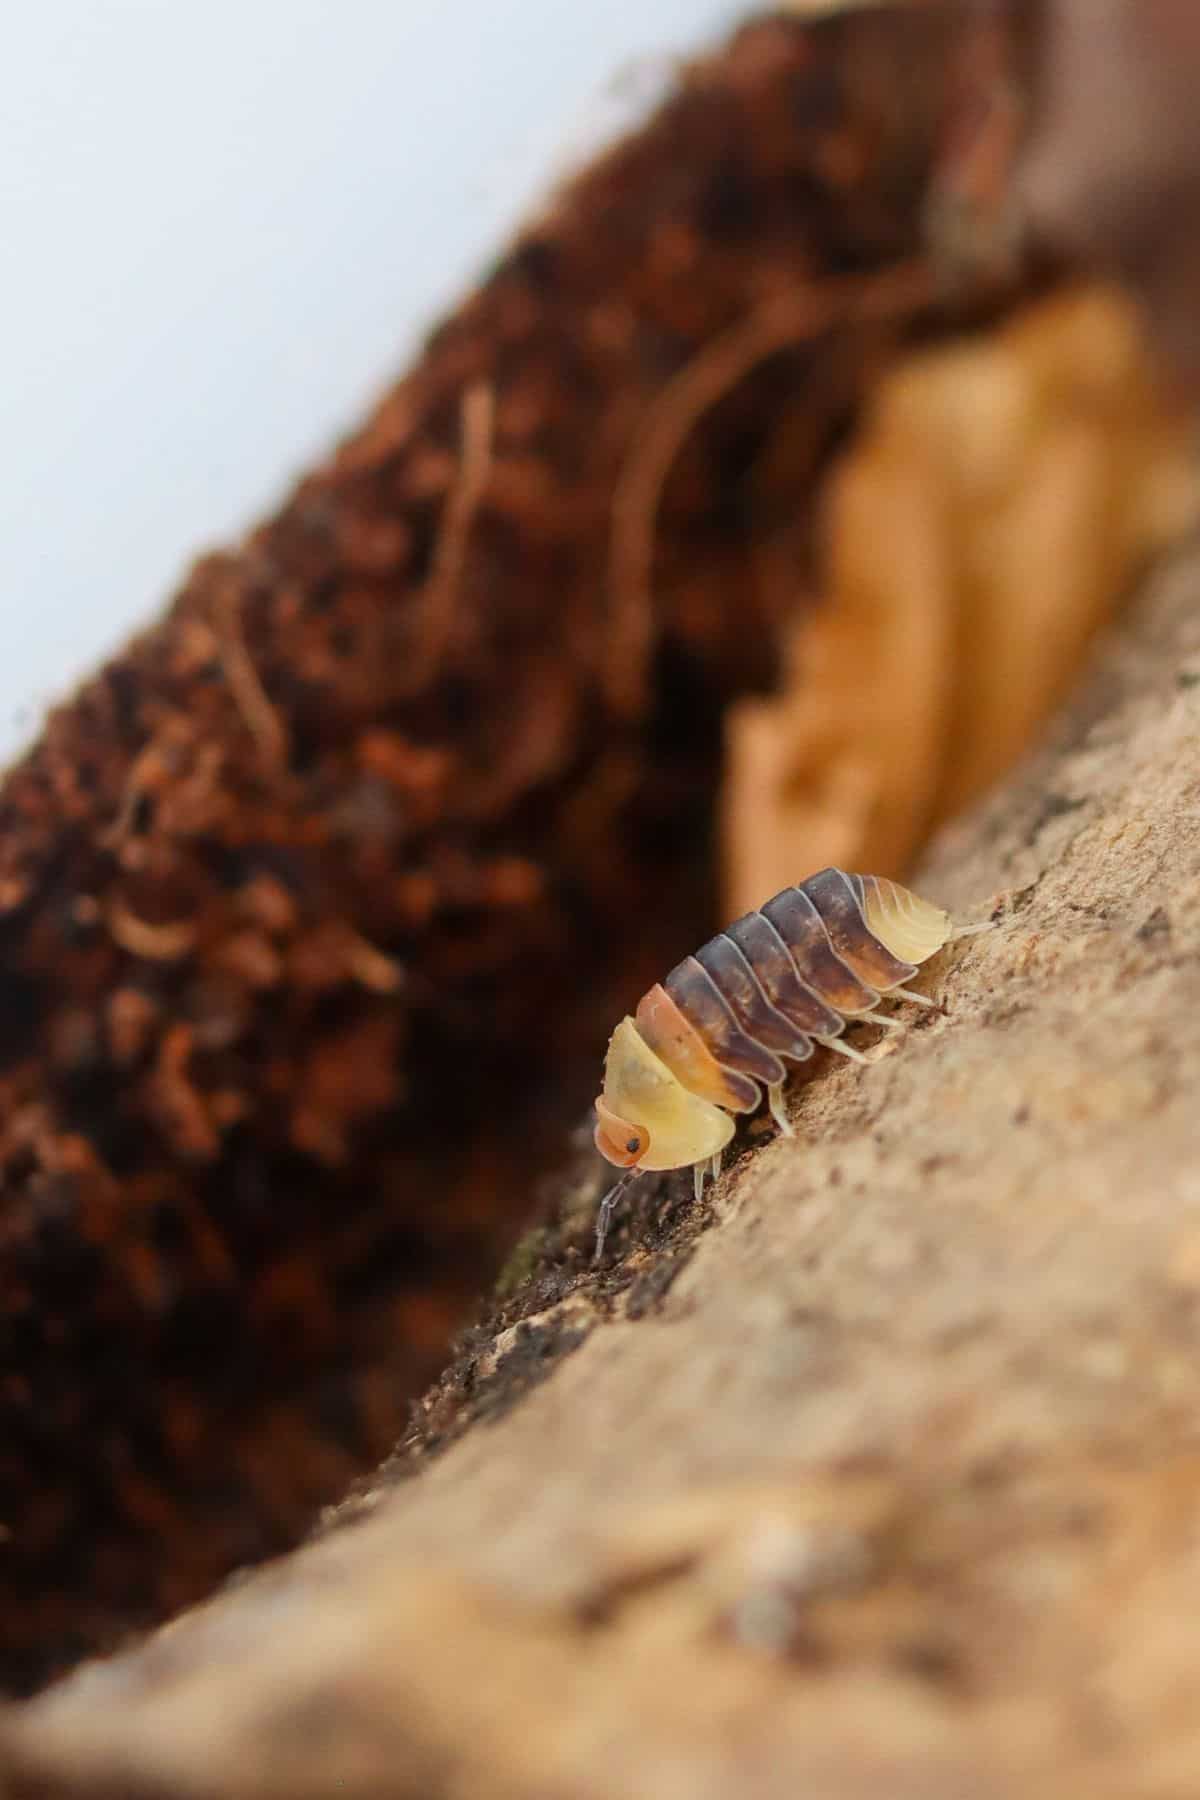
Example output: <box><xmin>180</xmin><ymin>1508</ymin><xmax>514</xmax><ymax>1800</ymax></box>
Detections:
<box><xmin>0</xmin><ymin>1</ymin><xmax>736</xmax><ymax>764</ymax></box>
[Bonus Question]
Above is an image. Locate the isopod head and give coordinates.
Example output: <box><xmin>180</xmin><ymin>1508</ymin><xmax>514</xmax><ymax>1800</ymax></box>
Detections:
<box><xmin>594</xmin><ymin>1017</ymin><xmax>735</xmax><ymax>1173</ymax></box>
<box><xmin>593</xmin><ymin>1094</ymin><xmax>649</xmax><ymax>1168</ymax></box>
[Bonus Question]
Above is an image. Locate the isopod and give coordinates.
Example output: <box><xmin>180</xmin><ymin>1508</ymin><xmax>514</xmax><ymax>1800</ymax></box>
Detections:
<box><xmin>592</xmin><ymin>868</ymin><xmax>987</xmax><ymax>1259</ymax></box>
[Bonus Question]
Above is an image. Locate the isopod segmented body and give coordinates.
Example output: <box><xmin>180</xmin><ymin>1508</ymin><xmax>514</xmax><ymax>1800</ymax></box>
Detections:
<box><xmin>593</xmin><ymin>869</ymin><xmax>982</xmax><ymax>1255</ymax></box>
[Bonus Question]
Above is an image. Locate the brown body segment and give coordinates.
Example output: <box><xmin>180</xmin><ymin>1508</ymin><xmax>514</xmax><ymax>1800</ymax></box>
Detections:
<box><xmin>801</xmin><ymin>868</ymin><xmax>916</xmax><ymax>990</ymax></box>
<box><xmin>663</xmin><ymin>957</ymin><xmax>786</xmax><ymax>1091</ymax></box>
<box><xmin>761</xmin><ymin>886</ymin><xmax>880</xmax><ymax>1015</ymax></box>
<box><xmin>694</xmin><ymin>934</ymin><xmax>815</xmax><ymax>1062</ymax></box>
<box><xmin>725</xmin><ymin>911</ymin><xmax>843</xmax><ymax>1038</ymax></box>
<box><xmin>635</xmin><ymin>984</ymin><xmax>760</xmax><ymax>1113</ymax></box>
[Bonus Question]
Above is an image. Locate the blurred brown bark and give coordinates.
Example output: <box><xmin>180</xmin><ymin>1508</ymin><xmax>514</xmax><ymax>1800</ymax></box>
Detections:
<box><xmin>6</xmin><ymin>514</ymin><xmax>1200</xmax><ymax>1799</ymax></box>
<box><xmin>0</xmin><ymin>6</ymin><xmax>964</xmax><ymax>1690</ymax></box>
<box><xmin>936</xmin><ymin>0</ymin><xmax>1200</xmax><ymax>388</ymax></box>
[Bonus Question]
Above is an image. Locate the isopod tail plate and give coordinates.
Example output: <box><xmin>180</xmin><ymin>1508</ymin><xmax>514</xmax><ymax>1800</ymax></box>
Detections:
<box><xmin>801</xmin><ymin>868</ymin><xmax>916</xmax><ymax>988</ymax></box>
<box><xmin>859</xmin><ymin>875</ymin><xmax>952</xmax><ymax>967</ymax></box>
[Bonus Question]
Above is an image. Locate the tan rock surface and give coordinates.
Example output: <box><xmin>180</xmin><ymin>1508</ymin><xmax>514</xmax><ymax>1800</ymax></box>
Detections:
<box><xmin>7</xmin><ymin>540</ymin><xmax>1200</xmax><ymax>1796</ymax></box>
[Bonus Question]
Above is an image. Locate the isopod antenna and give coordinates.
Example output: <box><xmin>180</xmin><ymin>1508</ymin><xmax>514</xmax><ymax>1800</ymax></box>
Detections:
<box><xmin>594</xmin><ymin>1170</ymin><xmax>641</xmax><ymax>1264</ymax></box>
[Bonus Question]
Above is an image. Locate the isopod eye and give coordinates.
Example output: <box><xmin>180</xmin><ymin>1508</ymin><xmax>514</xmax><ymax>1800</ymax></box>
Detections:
<box><xmin>594</xmin><ymin>1095</ymin><xmax>649</xmax><ymax>1169</ymax></box>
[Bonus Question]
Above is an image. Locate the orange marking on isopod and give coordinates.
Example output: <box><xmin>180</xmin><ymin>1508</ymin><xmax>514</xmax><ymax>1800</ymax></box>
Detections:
<box><xmin>635</xmin><ymin>984</ymin><xmax>760</xmax><ymax>1115</ymax></box>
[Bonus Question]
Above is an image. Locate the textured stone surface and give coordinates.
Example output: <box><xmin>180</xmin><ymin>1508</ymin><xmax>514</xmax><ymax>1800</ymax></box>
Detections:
<box><xmin>6</xmin><ymin>537</ymin><xmax>1200</xmax><ymax>1795</ymax></box>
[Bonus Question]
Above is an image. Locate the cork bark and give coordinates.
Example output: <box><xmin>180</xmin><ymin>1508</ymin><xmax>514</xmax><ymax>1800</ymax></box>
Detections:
<box><xmin>0</xmin><ymin>7</ymin><xmax>965</xmax><ymax>1691</ymax></box>
<box><xmin>5</xmin><ymin>533</ymin><xmax>1200</xmax><ymax>1796</ymax></box>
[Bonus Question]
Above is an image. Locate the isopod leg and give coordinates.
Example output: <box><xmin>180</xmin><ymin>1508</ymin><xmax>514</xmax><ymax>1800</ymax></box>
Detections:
<box><xmin>710</xmin><ymin>1150</ymin><xmax>723</xmax><ymax>1182</ymax></box>
<box><xmin>889</xmin><ymin>984</ymin><xmax>937</xmax><ymax>1008</ymax></box>
<box><xmin>861</xmin><ymin>1009</ymin><xmax>904</xmax><ymax>1033</ymax></box>
<box><xmin>594</xmin><ymin>1171</ymin><xmax>636</xmax><ymax>1264</ymax></box>
<box><xmin>766</xmin><ymin>1081</ymin><xmax>794</xmax><ymax>1136</ymax></box>
<box><xmin>694</xmin><ymin>1163</ymin><xmax>706</xmax><ymax>1204</ymax></box>
<box><xmin>816</xmin><ymin>1033</ymin><xmax>869</xmax><ymax>1065</ymax></box>
<box><xmin>951</xmin><ymin>919</ymin><xmax>995</xmax><ymax>939</ymax></box>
